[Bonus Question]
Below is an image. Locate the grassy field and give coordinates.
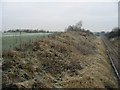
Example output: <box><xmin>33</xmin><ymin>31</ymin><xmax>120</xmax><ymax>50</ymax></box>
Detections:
<box><xmin>2</xmin><ymin>32</ymin><xmax>52</xmax><ymax>51</ymax></box>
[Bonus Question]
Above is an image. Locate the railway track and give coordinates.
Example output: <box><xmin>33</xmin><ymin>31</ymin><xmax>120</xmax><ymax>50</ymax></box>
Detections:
<box><xmin>101</xmin><ymin>35</ymin><xmax>120</xmax><ymax>86</ymax></box>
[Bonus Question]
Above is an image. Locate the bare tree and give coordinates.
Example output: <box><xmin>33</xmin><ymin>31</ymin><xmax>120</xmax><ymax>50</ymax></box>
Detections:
<box><xmin>75</xmin><ymin>21</ymin><xmax>82</xmax><ymax>30</ymax></box>
<box><xmin>66</xmin><ymin>25</ymin><xmax>74</xmax><ymax>31</ymax></box>
<box><xmin>66</xmin><ymin>21</ymin><xmax>83</xmax><ymax>31</ymax></box>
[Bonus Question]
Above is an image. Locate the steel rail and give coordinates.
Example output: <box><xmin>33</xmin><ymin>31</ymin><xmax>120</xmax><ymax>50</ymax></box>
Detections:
<box><xmin>101</xmin><ymin>36</ymin><xmax>120</xmax><ymax>85</ymax></box>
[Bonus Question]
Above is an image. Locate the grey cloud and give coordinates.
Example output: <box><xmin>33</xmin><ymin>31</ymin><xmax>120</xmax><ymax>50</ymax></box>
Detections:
<box><xmin>2</xmin><ymin>2</ymin><xmax>118</xmax><ymax>32</ymax></box>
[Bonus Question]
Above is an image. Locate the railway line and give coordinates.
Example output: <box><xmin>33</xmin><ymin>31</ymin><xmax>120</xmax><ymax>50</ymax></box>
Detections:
<box><xmin>101</xmin><ymin>35</ymin><xmax>120</xmax><ymax>86</ymax></box>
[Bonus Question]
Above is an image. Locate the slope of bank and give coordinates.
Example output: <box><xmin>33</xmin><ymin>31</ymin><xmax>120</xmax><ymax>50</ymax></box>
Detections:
<box><xmin>2</xmin><ymin>31</ymin><xmax>118</xmax><ymax>88</ymax></box>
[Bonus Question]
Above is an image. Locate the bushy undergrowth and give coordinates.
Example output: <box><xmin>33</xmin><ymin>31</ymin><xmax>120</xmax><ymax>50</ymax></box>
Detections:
<box><xmin>2</xmin><ymin>31</ymin><xmax>118</xmax><ymax>89</ymax></box>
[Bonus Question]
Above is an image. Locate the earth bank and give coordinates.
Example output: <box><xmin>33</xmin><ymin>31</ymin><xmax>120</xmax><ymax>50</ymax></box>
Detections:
<box><xmin>2</xmin><ymin>31</ymin><xmax>118</xmax><ymax>89</ymax></box>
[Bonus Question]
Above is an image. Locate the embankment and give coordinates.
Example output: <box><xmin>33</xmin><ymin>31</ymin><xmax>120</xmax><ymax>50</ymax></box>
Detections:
<box><xmin>2</xmin><ymin>31</ymin><xmax>118</xmax><ymax>89</ymax></box>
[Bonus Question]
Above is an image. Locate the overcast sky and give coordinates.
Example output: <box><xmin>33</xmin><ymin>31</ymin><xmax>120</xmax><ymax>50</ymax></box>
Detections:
<box><xmin>1</xmin><ymin>0</ymin><xmax>119</xmax><ymax>32</ymax></box>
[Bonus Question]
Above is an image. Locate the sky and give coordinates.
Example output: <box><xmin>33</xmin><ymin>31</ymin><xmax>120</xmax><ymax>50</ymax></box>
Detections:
<box><xmin>0</xmin><ymin>0</ymin><xmax>119</xmax><ymax>32</ymax></box>
<box><xmin>118</xmin><ymin>1</ymin><xmax>120</xmax><ymax>28</ymax></box>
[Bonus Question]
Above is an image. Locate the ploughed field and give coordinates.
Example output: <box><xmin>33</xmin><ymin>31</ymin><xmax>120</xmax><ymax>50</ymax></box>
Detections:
<box><xmin>2</xmin><ymin>31</ymin><xmax>118</xmax><ymax>89</ymax></box>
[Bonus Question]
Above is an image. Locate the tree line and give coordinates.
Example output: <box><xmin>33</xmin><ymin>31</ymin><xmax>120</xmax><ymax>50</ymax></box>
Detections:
<box><xmin>4</xmin><ymin>29</ymin><xmax>52</xmax><ymax>33</ymax></box>
<box><xmin>65</xmin><ymin>21</ymin><xmax>93</xmax><ymax>35</ymax></box>
<box><xmin>106</xmin><ymin>27</ymin><xmax>120</xmax><ymax>38</ymax></box>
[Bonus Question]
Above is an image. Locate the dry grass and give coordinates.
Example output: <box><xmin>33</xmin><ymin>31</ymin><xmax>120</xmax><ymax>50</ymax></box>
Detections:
<box><xmin>2</xmin><ymin>31</ymin><xmax>118</xmax><ymax>89</ymax></box>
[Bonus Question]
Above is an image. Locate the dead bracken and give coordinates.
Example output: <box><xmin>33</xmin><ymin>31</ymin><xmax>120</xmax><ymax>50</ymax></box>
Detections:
<box><xmin>2</xmin><ymin>31</ymin><xmax>118</xmax><ymax>89</ymax></box>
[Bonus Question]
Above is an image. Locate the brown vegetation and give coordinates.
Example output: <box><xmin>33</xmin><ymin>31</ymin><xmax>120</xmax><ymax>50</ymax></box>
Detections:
<box><xmin>2</xmin><ymin>31</ymin><xmax>118</xmax><ymax>89</ymax></box>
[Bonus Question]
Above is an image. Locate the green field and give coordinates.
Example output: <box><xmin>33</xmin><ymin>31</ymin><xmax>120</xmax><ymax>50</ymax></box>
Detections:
<box><xmin>2</xmin><ymin>32</ymin><xmax>52</xmax><ymax>51</ymax></box>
